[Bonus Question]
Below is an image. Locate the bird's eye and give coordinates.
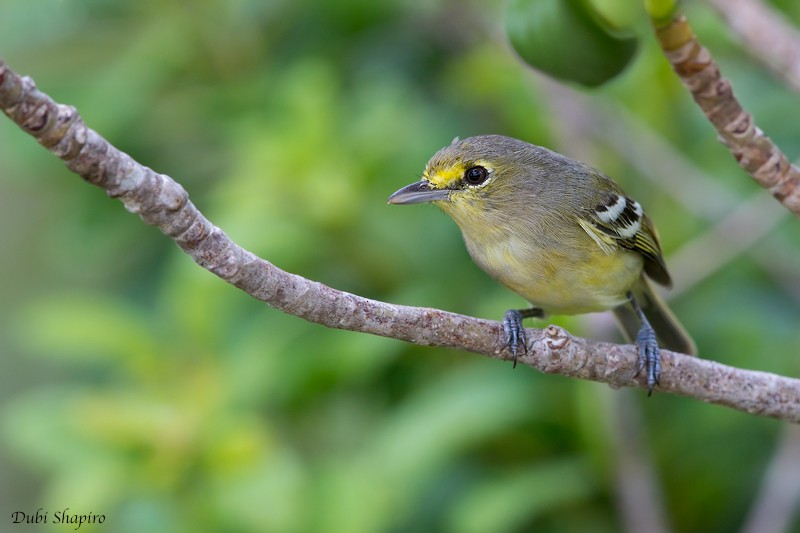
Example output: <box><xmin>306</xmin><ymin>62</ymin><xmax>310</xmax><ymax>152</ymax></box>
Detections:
<box><xmin>464</xmin><ymin>166</ymin><xmax>489</xmax><ymax>186</ymax></box>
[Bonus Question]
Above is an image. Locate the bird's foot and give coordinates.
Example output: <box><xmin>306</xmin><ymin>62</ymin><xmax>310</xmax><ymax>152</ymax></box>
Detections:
<box><xmin>635</xmin><ymin>323</ymin><xmax>661</xmax><ymax>396</ymax></box>
<box><xmin>502</xmin><ymin>308</ymin><xmax>543</xmax><ymax>367</ymax></box>
<box><xmin>503</xmin><ymin>310</ymin><xmax>527</xmax><ymax>368</ymax></box>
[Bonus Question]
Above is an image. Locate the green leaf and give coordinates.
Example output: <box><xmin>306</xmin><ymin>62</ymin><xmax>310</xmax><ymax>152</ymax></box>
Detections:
<box><xmin>506</xmin><ymin>0</ymin><xmax>638</xmax><ymax>87</ymax></box>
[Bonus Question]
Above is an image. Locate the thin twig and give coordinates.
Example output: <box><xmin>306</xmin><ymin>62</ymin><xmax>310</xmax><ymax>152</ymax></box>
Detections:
<box><xmin>741</xmin><ymin>425</ymin><xmax>800</xmax><ymax>533</ymax></box>
<box><xmin>649</xmin><ymin>10</ymin><xmax>800</xmax><ymax>215</ymax></box>
<box><xmin>607</xmin><ymin>390</ymin><xmax>671</xmax><ymax>533</ymax></box>
<box><xmin>2</xmin><ymin>59</ymin><xmax>800</xmax><ymax>422</ymax></box>
<box><xmin>709</xmin><ymin>0</ymin><xmax>800</xmax><ymax>94</ymax></box>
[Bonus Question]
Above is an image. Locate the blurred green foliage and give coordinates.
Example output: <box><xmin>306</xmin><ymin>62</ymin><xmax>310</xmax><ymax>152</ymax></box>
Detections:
<box><xmin>1</xmin><ymin>0</ymin><xmax>800</xmax><ymax>532</ymax></box>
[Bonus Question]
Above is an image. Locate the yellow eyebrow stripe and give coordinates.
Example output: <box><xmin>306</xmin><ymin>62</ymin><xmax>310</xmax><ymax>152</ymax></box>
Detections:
<box><xmin>423</xmin><ymin>159</ymin><xmax>492</xmax><ymax>189</ymax></box>
<box><xmin>424</xmin><ymin>163</ymin><xmax>465</xmax><ymax>189</ymax></box>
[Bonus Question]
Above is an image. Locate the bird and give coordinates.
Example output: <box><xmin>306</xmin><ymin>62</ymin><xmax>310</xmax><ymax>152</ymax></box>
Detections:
<box><xmin>388</xmin><ymin>134</ymin><xmax>696</xmax><ymax>394</ymax></box>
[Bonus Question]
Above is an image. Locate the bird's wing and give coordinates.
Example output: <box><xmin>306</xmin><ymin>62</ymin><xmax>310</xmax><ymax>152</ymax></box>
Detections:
<box><xmin>578</xmin><ymin>193</ymin><xmax>672</xmax><ymax>287</ymax></box>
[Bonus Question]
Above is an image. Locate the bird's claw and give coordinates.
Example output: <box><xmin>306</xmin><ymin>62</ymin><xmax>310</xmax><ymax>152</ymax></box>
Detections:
<box><xmin>503</xmin><ymin>309</ymin><xmax>528</xmax><ymax>368</ymax></box>
<box><xmin>634</xmin><ymin>324</ymin><xmax>661</xmax><ymax>396</ymax></box>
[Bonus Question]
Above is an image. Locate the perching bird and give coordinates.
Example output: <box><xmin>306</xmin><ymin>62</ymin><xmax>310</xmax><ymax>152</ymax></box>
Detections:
<box><xmin>388</xmin><ymin>135</ymin><xmax>695</xmax><ymax>394</ymax></box>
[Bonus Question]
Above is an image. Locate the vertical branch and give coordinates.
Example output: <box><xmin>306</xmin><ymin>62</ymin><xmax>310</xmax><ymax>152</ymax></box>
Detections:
<box><xmin>647</xmin><ymin>5</ymin><xmax>800</xmax><ymax>216</ymax></box>
<box><xmin>608</xmin><ymin>391</ymin><xmax>671</xmax><ymax>533</ymax></box>
<box><xmin>741</xmin><ymin>426</ymin><xmax>800</xmax><ymax>533</ymax></box>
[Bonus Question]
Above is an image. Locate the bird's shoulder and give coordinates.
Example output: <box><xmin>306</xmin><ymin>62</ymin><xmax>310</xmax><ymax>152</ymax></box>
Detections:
<box><xmin>572</xmin><ymin>173</ymin><xmax>672</xmax><ymax>287</ymax></box>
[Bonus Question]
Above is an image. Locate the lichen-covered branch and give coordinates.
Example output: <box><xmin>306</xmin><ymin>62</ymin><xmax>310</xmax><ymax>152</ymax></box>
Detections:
<box><xmin>2</xmin><ymin>59</ymin><xmax>800</xmax><ymax>422</ymax></box>
<box><xmin>648</xmin><ymin>8</ymin><xmax>800</xmax><ymax>216</ymax></box>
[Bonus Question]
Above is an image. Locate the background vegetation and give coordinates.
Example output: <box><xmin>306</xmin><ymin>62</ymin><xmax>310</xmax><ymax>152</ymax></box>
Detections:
<box><xmin>1</xmin><ymin>0</ymin><xmax>800</xmax><ymax>531</ymax></box>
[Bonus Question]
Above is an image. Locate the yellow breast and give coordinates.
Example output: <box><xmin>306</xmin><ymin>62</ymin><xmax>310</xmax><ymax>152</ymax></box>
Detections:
<box><xmin>462</xmin><ymin>228</ymin><xmax>643</xmax><ymax>316</ymax></box>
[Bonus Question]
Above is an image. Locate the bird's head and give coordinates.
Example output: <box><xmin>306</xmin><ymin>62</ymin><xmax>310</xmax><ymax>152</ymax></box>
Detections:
<box><xmin>388</xmin><ymin>135</ymin><xmax>555</xmax><ymax>227</ymax></box>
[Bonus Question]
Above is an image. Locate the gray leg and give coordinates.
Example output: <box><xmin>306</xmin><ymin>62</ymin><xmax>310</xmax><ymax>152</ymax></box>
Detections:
<box><xmin>628</xmin><ymin>292</ymin><xmax>661</xmax><ymax>395</ymax></box>
<box><xmin>503</xmin><ymin>307</ymin><xmax>544</xmax><ymax>368</ymax></box>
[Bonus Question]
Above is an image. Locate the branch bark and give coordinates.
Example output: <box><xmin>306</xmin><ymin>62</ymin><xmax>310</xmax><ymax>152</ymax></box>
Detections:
<box><xmin>2</xmin><ymin>59</ymin><xmax>800</xmax><ymax>422</ymax></box>
<box><xmin>649</xmin><ymin>9</ymin><xmax>800</xmax><ymax>216</ymax></box>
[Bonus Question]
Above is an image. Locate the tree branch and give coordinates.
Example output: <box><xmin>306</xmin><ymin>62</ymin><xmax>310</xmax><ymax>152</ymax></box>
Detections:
<box><xmin>2</xmin><ymin>59</ymin><xmax>800</xmax><ymax>423</ymax></box>
<box><xmin>648</xmin><ymin>6</ymin><xmax>800</xmax><ymax>216</ymax></box>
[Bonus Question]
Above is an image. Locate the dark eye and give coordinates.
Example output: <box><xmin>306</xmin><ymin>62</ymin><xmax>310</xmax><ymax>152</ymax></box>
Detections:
<box><xmin>464</xmin><ymin>166</ymin><xmax>488</xmax><ymax>185</ymax></box>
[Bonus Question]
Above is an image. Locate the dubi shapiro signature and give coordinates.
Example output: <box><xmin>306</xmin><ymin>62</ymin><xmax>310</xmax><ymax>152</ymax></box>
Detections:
<box><xmin>11</xmin><ymin>508</ymin><xmax>106</xmax><ymax>530</ymax></box>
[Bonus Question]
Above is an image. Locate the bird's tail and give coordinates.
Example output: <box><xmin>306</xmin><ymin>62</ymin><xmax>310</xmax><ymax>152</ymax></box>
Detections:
<box><xmin>612</xmin><ymin>276</ymin><xmax>697</xmax><ymax>356</ymax></box>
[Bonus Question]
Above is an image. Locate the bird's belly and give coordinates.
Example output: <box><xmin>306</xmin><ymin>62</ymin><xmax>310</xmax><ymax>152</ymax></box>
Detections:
<box><xmin>466</xmin><ymin>236</ymin><xmax>643</xmax><ymax>316</ymax></box>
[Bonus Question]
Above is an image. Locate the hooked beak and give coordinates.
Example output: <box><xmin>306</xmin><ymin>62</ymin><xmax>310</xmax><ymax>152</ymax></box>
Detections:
<box><xmin>387</xmin><ymin>180</ymin><xmax>450</xmax><ymax>205</ymax></box>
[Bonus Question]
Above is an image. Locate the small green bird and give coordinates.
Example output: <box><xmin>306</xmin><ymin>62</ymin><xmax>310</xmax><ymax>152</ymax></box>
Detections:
<box><xmin>388</xmin><ymin>135</ymin><xmax>695</xmax><ymax>394</ymax></box>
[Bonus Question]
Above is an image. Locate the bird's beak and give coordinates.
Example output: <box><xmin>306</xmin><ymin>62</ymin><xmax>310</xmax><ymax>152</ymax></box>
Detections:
<box><xmin>387</xmin><ymin>180</ymin><xmax>450</xmax><ymax>205</ymax></box>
